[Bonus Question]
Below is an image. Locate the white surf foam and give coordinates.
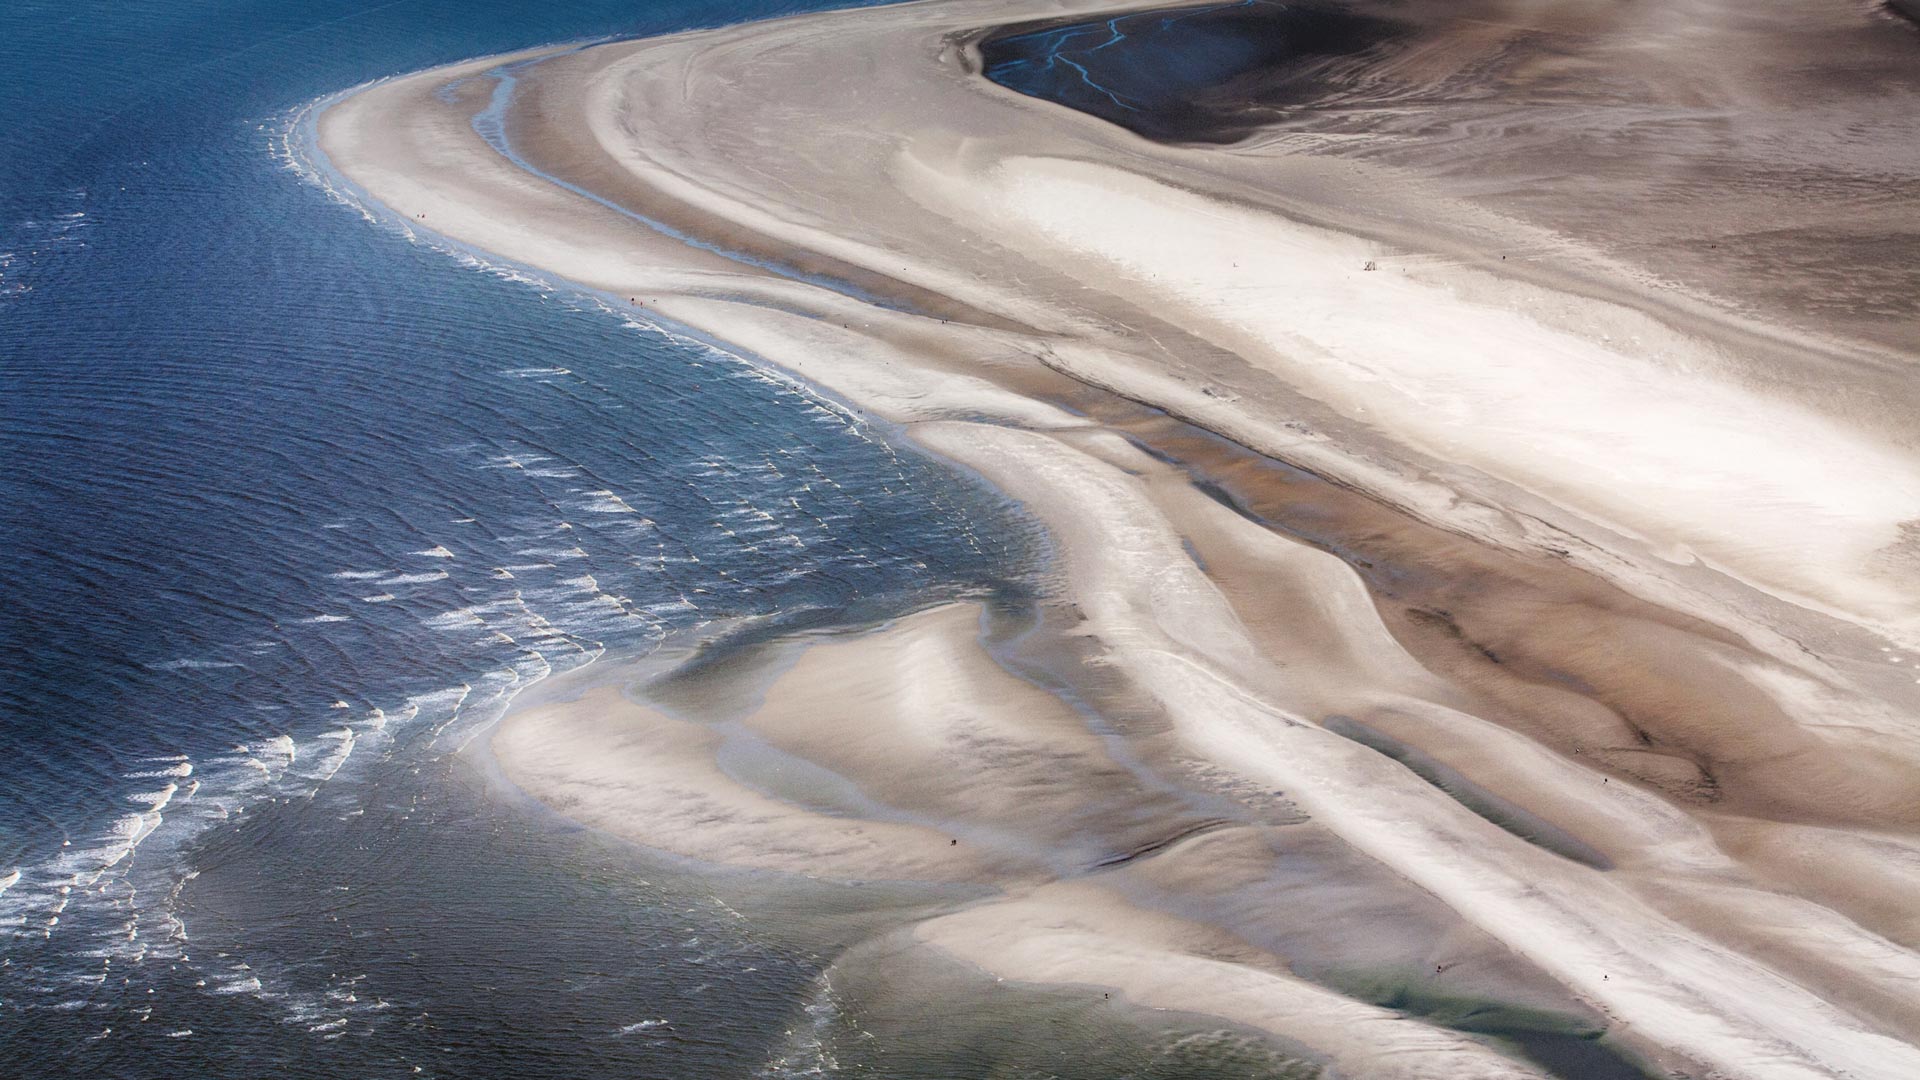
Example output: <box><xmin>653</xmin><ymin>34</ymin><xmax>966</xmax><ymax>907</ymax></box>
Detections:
<box><xmin>144</xmin><ymin>659</ymin><xmax>244</xmax><ymax>671</ymax></box>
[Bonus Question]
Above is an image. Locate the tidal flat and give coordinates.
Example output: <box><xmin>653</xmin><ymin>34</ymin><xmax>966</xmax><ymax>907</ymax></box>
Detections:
<box><xmin>298</xmin><ymin>0</ymin><xmax>1920</xmax><ymax>1075</ymax></box>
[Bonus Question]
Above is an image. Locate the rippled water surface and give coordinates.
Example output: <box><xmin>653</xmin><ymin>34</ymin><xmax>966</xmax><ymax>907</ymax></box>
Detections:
<box><xmin>0</xmin><ymin>0</ymin><xmax>1046</xmax><ymax>1073</ymax></box>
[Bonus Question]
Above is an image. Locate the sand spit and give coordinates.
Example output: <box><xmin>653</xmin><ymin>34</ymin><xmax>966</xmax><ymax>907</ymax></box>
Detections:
<box><xmin>318</xmin><ymin>0</ymin><xmax>1920</xmax><ymax>1075</ymax></box>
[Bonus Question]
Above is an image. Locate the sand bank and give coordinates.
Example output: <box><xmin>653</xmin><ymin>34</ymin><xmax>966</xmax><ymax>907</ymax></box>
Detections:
<box><xmin>315</xmin><ymin>0</ymin><xmax>1920</xmax><ymax>1074</ymax></box>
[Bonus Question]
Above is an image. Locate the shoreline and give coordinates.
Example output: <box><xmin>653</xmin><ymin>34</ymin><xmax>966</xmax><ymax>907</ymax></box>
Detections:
<box><xmin>313</xmin><ymin>0</ymin><xmax>1920</xmax><ymax>1075</ymax></box>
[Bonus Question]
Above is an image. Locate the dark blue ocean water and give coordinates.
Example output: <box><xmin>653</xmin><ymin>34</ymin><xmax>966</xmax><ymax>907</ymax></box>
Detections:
<box><xmin>0</xmin><ymin>1</ymin><xmax>1038</xmax><ymax>1073</ymax></box>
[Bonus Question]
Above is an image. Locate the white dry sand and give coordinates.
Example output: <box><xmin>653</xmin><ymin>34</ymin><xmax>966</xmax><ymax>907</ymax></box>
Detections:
<box><xmin>945</xmin><ymin>155</ymin><xmax>1920</xmax><ymax>626</ymax></box>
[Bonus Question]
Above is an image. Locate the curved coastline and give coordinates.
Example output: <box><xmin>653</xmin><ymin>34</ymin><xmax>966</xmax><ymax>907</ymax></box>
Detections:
<box><xmin>313</xmin><ymin>1</ymin><xmax>1920</xmax><ymax>1076</ymax></box>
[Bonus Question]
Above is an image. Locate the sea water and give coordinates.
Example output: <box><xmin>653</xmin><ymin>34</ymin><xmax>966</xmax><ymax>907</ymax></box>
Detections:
<box><xmin>0</xmin><ymin>0</ymin><xmax>1039</xmax><ymax>1073</ymax></box>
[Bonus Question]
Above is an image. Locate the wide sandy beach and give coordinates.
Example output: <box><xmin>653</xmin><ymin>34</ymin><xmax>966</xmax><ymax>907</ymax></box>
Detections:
<box><xmin>317</xmin><ymin>0</ymin><xmax>1920</xmax><ymax>1074</ymax></box>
